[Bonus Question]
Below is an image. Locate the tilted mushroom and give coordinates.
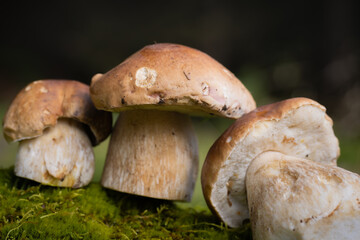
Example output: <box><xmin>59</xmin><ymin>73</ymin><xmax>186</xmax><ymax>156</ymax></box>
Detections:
<box><xmin>247</xmin><ymin>151</ymin><xmax>360</xmax><ymax>240</ymax></box>
<box><xmin>2</xmin><ymin>80</ymin><xmax>112</xmax><ymax>188</ymax></box>
<box><xmin>201</xmin><ymin>97</ymin><xmax>340</xmax><ymax>227</ymax></box>
<box><xmin>90</xmin><ymin>43</ymin><xmax>256</xmax><ymax>201</ymax></box>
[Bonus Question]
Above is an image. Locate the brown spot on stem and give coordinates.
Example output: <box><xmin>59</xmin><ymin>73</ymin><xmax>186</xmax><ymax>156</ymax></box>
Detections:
<box><xmin>326</xmin><ymin>203</ymin><xmax>341</xmax><ymax>218</ymax></box>
<box><xmin>282</xmin><ymin>136</ymin><xmax>296</xmax><ymax>145</ymax></box>
<box><xmin>227</xmin><ymin>195</ymin><xmax>232</xmax><ymax>207</ymax></box>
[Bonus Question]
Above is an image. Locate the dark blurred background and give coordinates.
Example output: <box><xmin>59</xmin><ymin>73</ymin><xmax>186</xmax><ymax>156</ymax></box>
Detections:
<box><xmin>0</xmin><ymin>0</ymin><xmax>359</xmax><ymax>205</ymax></box>
<box><xmin>1</xmin><ymin>0</ymin><xmax>359</xmax><ymax>132</ymax></box>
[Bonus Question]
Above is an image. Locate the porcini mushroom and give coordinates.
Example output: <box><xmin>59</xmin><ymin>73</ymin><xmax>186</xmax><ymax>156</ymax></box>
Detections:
<box><xmin>90</xmin><ymin>43</ymin><xmax>256</xmax><ymax>201</ymax></box>
<box><xmin>2</xmin><ymin>80</ymin><xmax>112</xmax><ymax>187</ymax></box>
<box><xmin>201</xmin><ymin>97</ymin><xmax>340</xmax><ymax>227</ymax></box>
<box><xmin>247</xmin><ymin>151</ymin><xmax>360</xmax><ymax>240</ymax></box>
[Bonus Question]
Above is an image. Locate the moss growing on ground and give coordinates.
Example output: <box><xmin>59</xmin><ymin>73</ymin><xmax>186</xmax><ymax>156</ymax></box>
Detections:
<box><xmin>0</xmin><ymin>167</ymin><xmax>251</xmax><ymax>239</ymax></box>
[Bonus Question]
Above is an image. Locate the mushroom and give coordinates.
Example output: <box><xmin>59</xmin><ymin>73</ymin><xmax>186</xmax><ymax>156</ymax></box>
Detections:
<box><xmin>247</xmin><ymin>151</ymin><xmax>360</xmax><ymax>240</ymax></box>
<box><xmin>90</xmin><ymin>43</ymin><xmax>256</xmax><ymax>201</ymax></box>
<box><xmin>2</xmin><ymin>80</ymin><xmax>112</xmax><ymax>188</ymax></box>
<box><xmin>201</xmin><ymin>97</ymin><xmax>340</xmax><ymax>227</ymax></box>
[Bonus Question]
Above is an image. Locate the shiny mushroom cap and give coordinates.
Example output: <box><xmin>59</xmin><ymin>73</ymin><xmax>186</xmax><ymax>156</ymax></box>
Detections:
<box><xmin>90</xmin><ymin>43</ymin><xmax>256</xmax><ymax>118</ymax></box>
<box><xmin>3</xmin><ymin>80</ymin><xmax>112</xmax><ymax>145</ymax></box>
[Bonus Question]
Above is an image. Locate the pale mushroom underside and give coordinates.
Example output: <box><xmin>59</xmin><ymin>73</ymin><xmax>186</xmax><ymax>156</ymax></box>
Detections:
<box><xmin>208</xmin><ymin>105</ymin><xmax>339</xmax><ymax>227</ymax></box>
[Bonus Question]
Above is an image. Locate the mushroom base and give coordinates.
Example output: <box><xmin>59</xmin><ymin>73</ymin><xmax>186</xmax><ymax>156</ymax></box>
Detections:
<box><xmin>101</xmin><ymin>110</ymin><xmax>199</xmax><ymax>201</ymax></box>
<box><xmin>247</xmin><ymin>151</ymin><xmax>360</xmax><ymax>240</ymax></box>
<box><xmin>15</xmin><ymin>118</ymin><xmax>95</xmax><ymax>188</ymax></box>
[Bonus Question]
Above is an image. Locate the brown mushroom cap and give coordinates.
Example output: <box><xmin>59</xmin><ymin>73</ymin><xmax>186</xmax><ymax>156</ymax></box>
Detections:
<box><xmin>201</xmin><ymin>97</ymin><xmax>340</xmax><ymax>228</ymax></box>
<box><xmin>90</xmin><ymin>43</ymin><xmax>256</xmax><ymax>118</ymax></box>
<box><xmin>3</xmin><ymin>80</ymin><xmax>112</xmax><ymax>145</ymax></box>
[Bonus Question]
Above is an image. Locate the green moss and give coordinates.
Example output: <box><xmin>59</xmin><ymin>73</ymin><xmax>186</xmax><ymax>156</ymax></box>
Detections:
<box><xmin>0</xmin><ymin>167</ymin><xmax>252</xmax><ymax>239</ymax></box>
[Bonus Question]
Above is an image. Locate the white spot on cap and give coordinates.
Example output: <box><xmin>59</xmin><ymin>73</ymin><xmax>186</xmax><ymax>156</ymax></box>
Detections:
<box><xmin>40</xmin><ymin>87</ymin><xmax>48</xmax><ymax>93</ymax></box>
<box><xmin>201</xmin><ymin>82</ymin><xmax>209</xmax><ymax>95</ymax></box>
<box><xmin>135</xmin><ymin>67</ymin><xmax>157</xmax><ymax>88</ymax></box>
<box><xmin>25</xmin><ymin>86</ymin><xmax>32</xmax><ymax>91</ymax></box>
<box><xmin>226</xmin><ymin>136</ymin><xmax>232</xmax><ymax>143</ymax></box>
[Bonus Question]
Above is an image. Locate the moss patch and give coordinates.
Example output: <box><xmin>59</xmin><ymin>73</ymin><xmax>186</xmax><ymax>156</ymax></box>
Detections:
<box><xmin>0</xmin><ymin>167</ymin><xmax>251</xmax><ymax>239</ymax></box>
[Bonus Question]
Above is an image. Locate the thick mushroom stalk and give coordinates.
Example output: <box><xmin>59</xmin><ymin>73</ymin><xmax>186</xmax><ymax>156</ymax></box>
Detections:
<box><xmin>247</xmin><ymin>151</ymin><xmax>360</xmax><ymax>240</ymax></box>
<box><xmin>101</xmin><ymin>110</ymin><xmax>198</xmax><ymax>201</ymax></box>
<box><xmin>15</xmin><ymin>119</ymin><xmax>95</xmax><ymax>188</ymax></box>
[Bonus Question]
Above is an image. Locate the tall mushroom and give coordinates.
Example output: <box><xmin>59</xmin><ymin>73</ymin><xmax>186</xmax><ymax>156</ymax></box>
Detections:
<box><xmin>201</xmin><ymin>97</ymin><xmax>340</xmax><ymax>227</ymax></box>
<box><xmin>90</xmin><ymin>43</ymin><xmax>256</xmax><ymax>201</ymax></box>
<box><xmin>247</xmin><ymin>151</ymin><xmax>360</xmax><ymax>240</ymax></box>
<box><xmin>2</xmin><ymin>80</ymin><xmax>112</xmax><ymax>188</ymax></box>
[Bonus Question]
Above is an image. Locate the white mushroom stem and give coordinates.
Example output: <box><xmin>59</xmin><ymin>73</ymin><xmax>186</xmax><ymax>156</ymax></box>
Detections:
<box><xmin>246</xmin><ymin>151</ymin><xmax>360</xmax><ymax>240</ymax></box>
<box><xmin>15</xmin><ymin>118</ymin><xmax>95</xmax><ymax>188</ymax></box>
<box><xmin>101</xmin><ymin>110</ymin><xmax>199</xmax><ymax>201</ymax></box>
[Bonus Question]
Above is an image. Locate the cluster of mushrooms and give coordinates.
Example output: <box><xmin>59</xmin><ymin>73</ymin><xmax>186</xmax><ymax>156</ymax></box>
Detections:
<box><xmin>2</xmin><ymin>43</ymin><xmax>359</xmax><ymax>239</ymax></box>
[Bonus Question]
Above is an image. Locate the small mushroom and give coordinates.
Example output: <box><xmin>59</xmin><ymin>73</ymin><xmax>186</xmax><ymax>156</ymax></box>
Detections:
<box><xmin>90</xmin><ymin>43</ymin><xmax>256</xmax><ymax>201</ymax></box>
<box><xmin>2</xmin><ymin>80</ymin><xmax>112</xmax><ymax>187</ymax></box>
<box><xmin>247</xmin><ymin>151</ymin><xmax>360</xmax><ymax>240</ymax></box>
<box><xmin>201</xmin><ymin>98</ymin><xmax>340</xmax><ymax>227</ymax></box>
